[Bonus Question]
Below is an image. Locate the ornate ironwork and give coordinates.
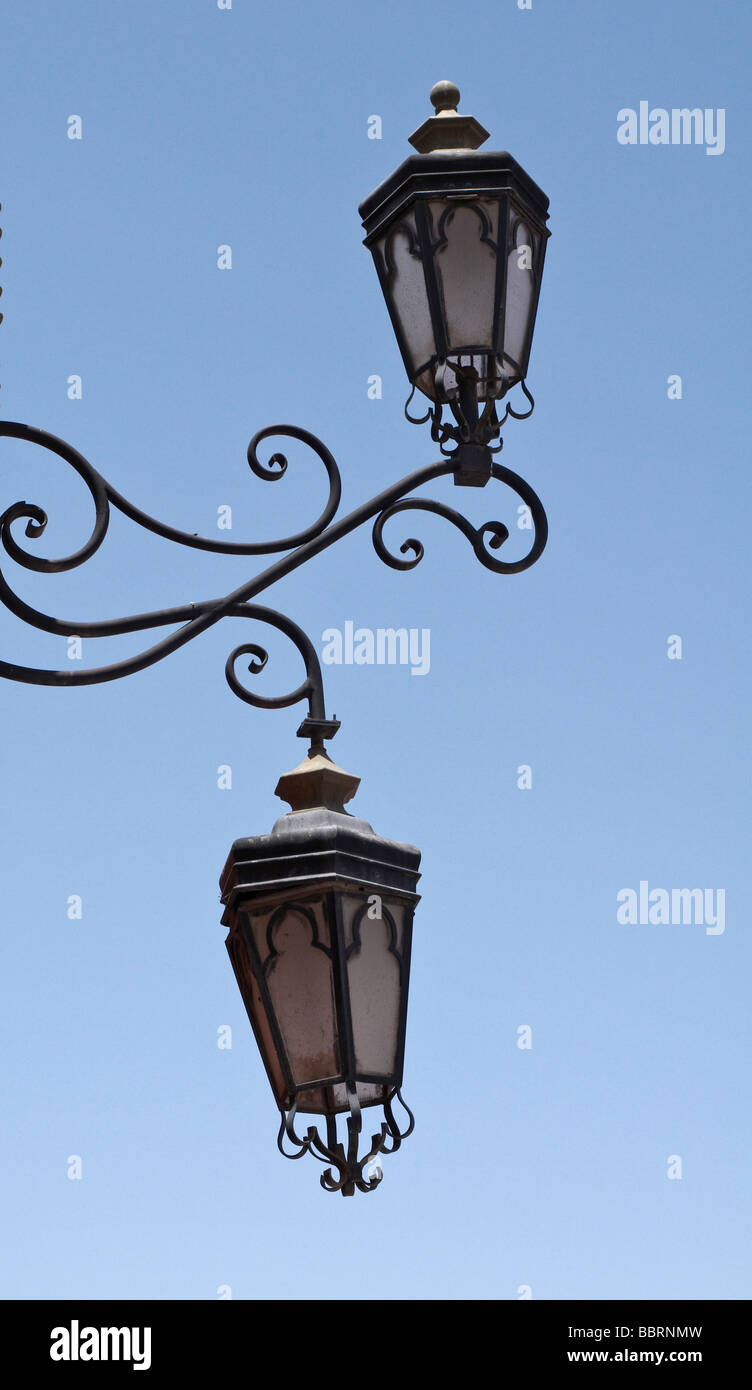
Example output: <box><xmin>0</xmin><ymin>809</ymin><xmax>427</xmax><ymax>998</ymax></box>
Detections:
<box><xmin>406</xmin><ymin>372</ymin><xmax>536</xmax><ymax>457</ymax></box>
<box><xmin>0</xmin><ymin>416</ymin><xmax>547</xmax><ymax>748</ymax></box>
<box><xmin>277</xmin><ymin>1085</ymin><xmax>415</xmax><ymax>1196</ymax></box>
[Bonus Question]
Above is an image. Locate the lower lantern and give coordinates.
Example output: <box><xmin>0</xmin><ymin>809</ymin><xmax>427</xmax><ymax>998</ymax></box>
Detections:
<box><xmin>220</xmin><ymin>750</ymin><xmax>421</xmax><ymax>1195</ymax></box>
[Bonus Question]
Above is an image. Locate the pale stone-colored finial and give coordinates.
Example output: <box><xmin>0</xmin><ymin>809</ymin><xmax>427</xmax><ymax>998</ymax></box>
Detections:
<box><xmin>409</xmin><ymin>81</ymin><xmax>490</xmax><ymax>154</ymax></box>
<box><xmin>275</xmin><ymin>753</ymin><xmax>360</xmax><ymax>815</ymax></box>
<box><xmin>430</xmin><ymin>80</ymin><xmax>461</xmax><ymax>115</ymax></box>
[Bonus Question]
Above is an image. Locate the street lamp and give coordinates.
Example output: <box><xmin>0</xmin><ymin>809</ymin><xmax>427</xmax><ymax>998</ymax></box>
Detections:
<box><xmin>0</xmin><ymin>83</ymin><xmax>550</xmax><ymax>1194</ymax></box>
<box><xmin>220</xmin><ymin>752</ymin><xmax>420</xmax><ymax>1195</ymax></box>
<box><xmin>360</xmin><ymin>80</ymin><xmax>550</xmax><ymax>484</ymax></box>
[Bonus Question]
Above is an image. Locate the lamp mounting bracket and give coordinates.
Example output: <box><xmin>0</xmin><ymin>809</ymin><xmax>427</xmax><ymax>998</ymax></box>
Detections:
<box><xmin>0</xmin><ymin>417</ymin><xmax>547</xmax><ymax>751</ymax></box>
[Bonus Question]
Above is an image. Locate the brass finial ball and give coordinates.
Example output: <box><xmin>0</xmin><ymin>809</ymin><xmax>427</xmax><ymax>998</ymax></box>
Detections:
<box><xmin>430</xmin><ymin>80</ymin><xmax>460</xmax><ymax>114</ymax></box>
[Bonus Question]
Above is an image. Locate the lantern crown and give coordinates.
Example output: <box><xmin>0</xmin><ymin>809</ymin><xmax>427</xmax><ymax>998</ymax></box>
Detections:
<box><xmin>408</xmin><ymin>80</ymin><xmax>490</xmax><ymax>154</ymax></box>
<box><xmin>274</xmin><ymin>751</ymin><xmax>360</xmax><ymax>815</ymax></box>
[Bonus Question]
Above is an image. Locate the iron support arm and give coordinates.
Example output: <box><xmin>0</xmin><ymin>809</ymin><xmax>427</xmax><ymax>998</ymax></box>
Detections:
<box><xmin>0</xmin><ymin>419</ymin><xmax>547</xmax><ymax>746</ymax></box>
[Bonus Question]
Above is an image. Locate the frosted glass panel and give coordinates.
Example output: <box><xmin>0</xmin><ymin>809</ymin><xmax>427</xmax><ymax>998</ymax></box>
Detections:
<box><xmin>342</xmin><ymin>895</ymin><xmax>405</xmax><ymax>1077</ymax></box>
<box><xmin>295</xmin><ymin>1081</ymin><xmax>386</xmax><ymax>1115</ymax></box>
<box><xmin>227</xmin><ymin>925</ymin><xmax>287</xmax><ymax>1107</ymax></box>
<box><xmin>377</xmin><ymin>214</ymin><xmax>435</xmax><ymax>376</ymax></box>
<box><xmin>504</xmin><ymin>215</ymin><xmax>537</xmax><ymax>375</ymax></box>
<box><xmin>253</xmin><ymin>903</ymin><xmax>340</xmax><ymax>1088</ymax></box>
<box><xmin>431</xmin><ymin>199</ymin><xmax>498</xmax><ymax>352</ymax></box>
<box><xmin>332</xmin><ymin>1081</ymin><xmax>387</xmax><ymax>1109</ymax></box>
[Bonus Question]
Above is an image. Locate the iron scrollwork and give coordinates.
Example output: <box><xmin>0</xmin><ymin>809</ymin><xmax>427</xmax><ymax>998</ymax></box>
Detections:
<box><xmin>278</xmin><ymin>1084</ymin><xmax>415</xmax><ymax>1197</ymax></box>
<box><xmin>0</xmin><ymin>413</ymin><xmax>547</xmax><ymax>748</ymax></box>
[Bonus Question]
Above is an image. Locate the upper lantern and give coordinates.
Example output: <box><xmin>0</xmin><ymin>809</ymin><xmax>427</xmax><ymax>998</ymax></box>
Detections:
<box><xmin>359</xmin><ymin>81</ymin><xmax>550</xmax><ymax>425</ymax></box>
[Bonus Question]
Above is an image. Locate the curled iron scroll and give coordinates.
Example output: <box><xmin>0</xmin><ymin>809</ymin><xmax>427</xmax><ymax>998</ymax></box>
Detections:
<box><xmin>372</xmin><ymin>460</ymin><xmax>547</xmax><ymax>576</ymax></box>
<box><xmin>0</xmin><ymin>421</ymin><xmax>338</xmax><ymax>721</ymax></box>
<box><xmin>277</xmin><ymin>1085</ymin><xmax>414</xmax><ymax>1196</ymax></box>
<box><xmin>0</xmin><ymin>420</ymin><xmax>342</xmax><ymax>568</ymax></box>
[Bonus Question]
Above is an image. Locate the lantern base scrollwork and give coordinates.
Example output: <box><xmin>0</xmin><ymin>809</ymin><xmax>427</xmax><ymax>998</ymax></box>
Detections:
<box><xmin>404</xmin><ymin>373</ymin><xmax>536</xmax><ymax>468</ymax></box>
<box><xmin>277</xmin><ymin>1086</ymin><xmax>415</xmax><ymax>1196</ymax></box>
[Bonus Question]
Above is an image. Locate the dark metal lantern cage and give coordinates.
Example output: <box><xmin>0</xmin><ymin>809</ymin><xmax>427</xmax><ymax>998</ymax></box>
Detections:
<box><xmin>220</xmin><ymin>755</ymin><xmax>421</xmax><ymax>1196</ymax></box>
<box><xmin>359</xmin><ymin>80</ymin><xmax>550</xmax><ymax>463</ymax></box>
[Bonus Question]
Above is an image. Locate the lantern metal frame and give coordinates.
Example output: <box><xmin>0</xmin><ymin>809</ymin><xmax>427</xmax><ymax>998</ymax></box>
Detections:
<box><xmin>220</xmin><ymin>797</ymin><xmax>421</xmax><ymax>1196</ymax></box>
<box><xmin>359</xmin><ymin>147</ymin><xmax>550</xmax><ymax>469</ymax></box>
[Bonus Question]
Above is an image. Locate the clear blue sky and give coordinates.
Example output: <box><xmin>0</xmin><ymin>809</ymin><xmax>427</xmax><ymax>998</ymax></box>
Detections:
<box><xmin>0</xmin><ymin>0</ymin><xmax>749</xmax><ymax>1300</ymax></box>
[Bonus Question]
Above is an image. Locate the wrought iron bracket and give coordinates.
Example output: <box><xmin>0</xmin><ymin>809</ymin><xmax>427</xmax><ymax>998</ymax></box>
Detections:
<box><xmin>0</xmin><ymin>416</ymin><xmax>547</xmax><ymax>750</ymax></box>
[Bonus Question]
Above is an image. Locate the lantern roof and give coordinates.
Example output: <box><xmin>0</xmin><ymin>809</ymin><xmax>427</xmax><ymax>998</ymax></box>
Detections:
<box><xmin>219</xmin><ymin>759</ymin><xmax>421</xmax><ymax>920</ymax></box>
<box><xmin>359</xmin><ymin>148</ymin><xmax>550</xmax><ymax>246</ymax></box>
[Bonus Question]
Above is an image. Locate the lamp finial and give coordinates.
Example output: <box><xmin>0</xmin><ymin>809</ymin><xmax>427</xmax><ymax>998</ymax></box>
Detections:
<box><xmin>409</xmin><ymin>81</ymin><xmax>490</xmax><ymax>154</ymax></box>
